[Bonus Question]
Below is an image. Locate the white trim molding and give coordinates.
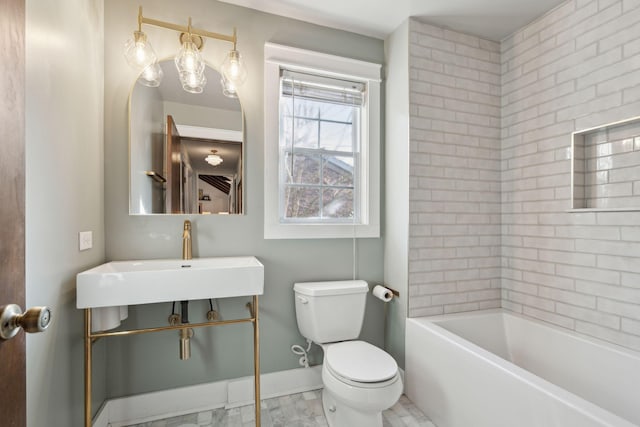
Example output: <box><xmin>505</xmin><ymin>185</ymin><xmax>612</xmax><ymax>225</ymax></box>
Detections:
<box><xmin>263</xmin><ymin>43</ymin><xmax>382</xmax><ymax>239</ymax></box>
<box><xmin>175</xmin><ymin>124</ymin><xmax>243</xmax><ymax>142</ymax></box>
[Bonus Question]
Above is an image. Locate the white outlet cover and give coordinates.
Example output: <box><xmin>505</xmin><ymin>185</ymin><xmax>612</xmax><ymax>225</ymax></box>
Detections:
<box><xmin>79</xmin><ymin>231</ymin><xmax>92</xmax><ymax>251</ymax></box>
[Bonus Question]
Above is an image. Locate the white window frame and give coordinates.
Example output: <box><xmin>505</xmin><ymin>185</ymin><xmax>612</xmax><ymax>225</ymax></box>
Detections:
<box><xmin>264</xmin><ymin>43</ymin><xmax>381</xmax><ymax>239</ymax></box>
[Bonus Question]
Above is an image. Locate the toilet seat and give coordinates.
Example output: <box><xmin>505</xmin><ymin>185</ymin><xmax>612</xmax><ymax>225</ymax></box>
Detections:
<box><xmin>325</xmin><ymin>340</ymin><xmax>398</xmax><ymax>386</ymax></box>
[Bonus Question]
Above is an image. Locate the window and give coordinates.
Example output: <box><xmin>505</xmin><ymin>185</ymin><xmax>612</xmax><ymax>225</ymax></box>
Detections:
<box><xmin>264</xmin><ymin>43</ymin><xmax>381</xmax><ymax>239</ymax></box>
<box><xmin>280</xmin><ymin>70</ymin><xmax>362</xmax><ymax>222</ymax></box>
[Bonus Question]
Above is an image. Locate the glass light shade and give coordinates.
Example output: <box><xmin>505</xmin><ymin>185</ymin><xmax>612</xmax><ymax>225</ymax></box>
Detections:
<box><xmin>180</xmin><ymin>70</ymin><xmax>207</xmax><ymax>94</ymax></box>
<box><xmin>175</xmin><ymin>38</ymin><xmax>205</xmax><ymax>76</ymax></box>
<box><xmin>220</xmin><ymin>77</ymin><xmax>238</xmax><ymax>99</ymax></box>
<box><xmin>138</xmin><ymin>62</ymin><xmax>163</xmax><ymax>87</ymax></box>
<box><xmin>220</xmin><ymin>50</ymin><xmax>247</xmax><ymax>87</ymax></box>
<box><xmin>205</xmin><ymin>154</ymin><xmax>223</xmax><ymax>166</ymax></box>
<box><xmin>124</xmin><ymin>31</ymin><xmax>157</xmax><ymax>70</ymax></box>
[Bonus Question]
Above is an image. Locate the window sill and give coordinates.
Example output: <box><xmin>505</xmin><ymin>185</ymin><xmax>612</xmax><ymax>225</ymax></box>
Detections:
<box><xmin>264</xmin><ymin>222</ymin><xmax>379</xmax><ymax>239</ymax></box>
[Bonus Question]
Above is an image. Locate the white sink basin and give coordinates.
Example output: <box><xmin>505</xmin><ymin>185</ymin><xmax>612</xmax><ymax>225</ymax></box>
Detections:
<box><xmin>76</xmin><ymin>256</ymin><xmax>264</xmax><ymax>309</ymax></box>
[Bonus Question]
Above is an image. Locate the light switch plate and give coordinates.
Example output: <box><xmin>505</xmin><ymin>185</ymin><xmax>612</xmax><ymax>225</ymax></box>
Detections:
<box><xmin>79</xmin><ymin>231</ymin><xmax>93</xmax><ymax>251</ymax></box>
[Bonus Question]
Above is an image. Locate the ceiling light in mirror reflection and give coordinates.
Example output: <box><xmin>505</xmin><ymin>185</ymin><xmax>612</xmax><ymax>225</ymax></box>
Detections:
<box><xmin>205</xmin><ymin>150</ymin><xmax>223</xmax><ymax>166</ymax></box>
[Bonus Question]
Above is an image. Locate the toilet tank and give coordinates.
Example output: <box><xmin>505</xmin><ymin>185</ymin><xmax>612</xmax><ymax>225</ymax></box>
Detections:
<box><xmin>293</xmin><ymin>280</ymin><xmax>369</xmax><ymax>344</ymax></box>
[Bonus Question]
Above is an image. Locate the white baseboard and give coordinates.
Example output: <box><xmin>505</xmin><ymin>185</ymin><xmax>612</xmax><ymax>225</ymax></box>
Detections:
<box><xmin>99</xmin><ymin>365</ymin><xmax>323</xmax><ymax>427</ymax></box>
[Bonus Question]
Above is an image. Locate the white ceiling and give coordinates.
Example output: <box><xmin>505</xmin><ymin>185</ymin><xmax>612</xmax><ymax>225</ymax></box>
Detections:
<box><xmin>219</xmin><ymin>0</ymin><xmax>568</xmax><ymax>41</ymax></box>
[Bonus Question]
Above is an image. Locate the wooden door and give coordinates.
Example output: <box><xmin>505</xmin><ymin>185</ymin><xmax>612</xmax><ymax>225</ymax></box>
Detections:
<box><xmin>0</xmin><ymin>0</ymin><xmax>27</xmax><ymax>425</ymax></box>
<box><xmin>166</xmin><ymin>115</ymin><xmax>182</xmax><ymax>214</ymax></box>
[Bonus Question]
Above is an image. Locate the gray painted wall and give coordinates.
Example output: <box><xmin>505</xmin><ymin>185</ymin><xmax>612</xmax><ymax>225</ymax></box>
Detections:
<box><xmin>104</xmin><ymin>0</ymin><xmax>386</xmax><ymax>397</ymax></box>
<box><xmin>25</xmin><ymin>0</ymin><xmax>106</xmax><ymax>425</ymax></box>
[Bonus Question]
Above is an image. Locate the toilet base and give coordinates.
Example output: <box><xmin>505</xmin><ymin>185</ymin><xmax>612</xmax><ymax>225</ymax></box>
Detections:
<box><xmin>322</xmin><ymin>387</ymin><xmax>383</xmax><ymax>427</ymax></box>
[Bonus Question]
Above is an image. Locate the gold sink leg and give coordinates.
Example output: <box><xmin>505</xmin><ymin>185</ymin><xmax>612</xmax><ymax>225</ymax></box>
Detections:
<box><xmin>84</xmin><ymin>308</ymin><xmax>92</xmax><ymax>427</ymax></box>
<box><xmin>253</xmin><ymin>295</ymin><xmax>260</xmax><ymax>426</ymax></box>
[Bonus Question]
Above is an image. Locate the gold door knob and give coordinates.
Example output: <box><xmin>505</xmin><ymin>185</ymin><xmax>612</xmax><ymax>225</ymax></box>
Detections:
<box><xmin>0</xmin><ymin>304</ymin><xmax>51</xmax><ymax>340</ymax></box>
<box><xmin>19</xmin><ymin>306</ymin><xmax>51</xmax><ymax>333</ymax></box>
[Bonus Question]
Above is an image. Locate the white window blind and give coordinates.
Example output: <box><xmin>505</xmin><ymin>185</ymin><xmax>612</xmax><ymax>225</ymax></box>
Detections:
<box><xmin>281</xmin><ymin>70</ymin><xmax>365</xmax><ymax>107</ymax></box>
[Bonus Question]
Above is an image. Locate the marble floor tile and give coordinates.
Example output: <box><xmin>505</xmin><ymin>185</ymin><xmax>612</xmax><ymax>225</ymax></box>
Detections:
<box><xmin>125</xmin><ymin>390</ymin><xmax>434</xmax><ymax>427</ymax></box>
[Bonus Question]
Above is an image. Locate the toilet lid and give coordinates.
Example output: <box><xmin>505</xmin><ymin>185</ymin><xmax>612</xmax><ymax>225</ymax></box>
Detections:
<box><xmin>325</xmin><ymin>341</ymin><xmax>398</xmax><ymax>383</ymax></box>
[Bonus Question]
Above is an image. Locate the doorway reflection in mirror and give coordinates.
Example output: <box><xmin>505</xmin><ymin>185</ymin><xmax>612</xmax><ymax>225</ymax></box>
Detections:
<box><xmin>129</xmin><ymin>60</ymin><xmax>244</xmax><ymax>215</ymax></box>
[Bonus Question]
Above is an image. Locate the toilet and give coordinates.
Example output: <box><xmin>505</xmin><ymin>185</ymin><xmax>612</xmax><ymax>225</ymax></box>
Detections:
<box><xmin>294</xmin><ymin>280</ymin><xmax>403</xmax><ymax>427</ymax></box>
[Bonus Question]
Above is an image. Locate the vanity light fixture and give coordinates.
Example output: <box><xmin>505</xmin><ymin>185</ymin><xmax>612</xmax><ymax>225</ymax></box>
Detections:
<box><xmin>205</xmin><ymin>150</ymin><xmax>223</xmax><ymax>166</ymax></box>
<box><xmin>175</xmin><ymin>30</ymin><xmax>206</xmax><ymax>93</ymax></box>
<box><xmin>220</xmin><ymin>75</ymin><xmax>238</xmax><ymax>99</ymax></box>
<box><xmin>124</xmin><ymin>29</ymin><xmax>157</xmax><ymax>71</ymax></box>
<box><xmin>138</xmin><ymin>62</ymin><xmax>163</xmax><ymax>87</ymax></box>
<box><xmin>124</xmin><ymin>6</ymin><xmax>248</xmax><ymax>94</ymax></box>
<box><xmin>221</xmin><ymin>49</ymin><xmax>247</xmax><ymax>87</ymax></box>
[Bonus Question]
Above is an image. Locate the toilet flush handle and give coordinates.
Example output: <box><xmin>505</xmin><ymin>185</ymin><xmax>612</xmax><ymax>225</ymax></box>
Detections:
<box><xmin>296</xmin><ymin>295</ymin><xmax>309</xmax><ymax>304</ymax></box>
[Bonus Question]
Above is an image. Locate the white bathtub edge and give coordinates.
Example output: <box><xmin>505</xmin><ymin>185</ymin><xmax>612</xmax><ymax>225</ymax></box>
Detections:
<box><xmin>406</xmin><ymin>310</ymin><xmax>638</xmax><ymax>427</ymax></box>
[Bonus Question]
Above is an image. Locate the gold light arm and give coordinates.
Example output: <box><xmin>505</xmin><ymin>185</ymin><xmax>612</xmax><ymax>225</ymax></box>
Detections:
<box><xmin>137</xmin><ymin>6</ymin><xmax>237</xmax><ymax>47</ymax></box>
<box><xmin>137</xmin><ymin>6</ymin><xmax>143</xmax><ymax>32</ymax></box>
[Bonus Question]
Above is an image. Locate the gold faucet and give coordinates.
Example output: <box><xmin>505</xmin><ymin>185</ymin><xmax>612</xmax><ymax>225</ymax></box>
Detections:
<box><xmin>182</xmin><ymin>220</ymin><xmax>192</xmax><ymax>260</ymax></box>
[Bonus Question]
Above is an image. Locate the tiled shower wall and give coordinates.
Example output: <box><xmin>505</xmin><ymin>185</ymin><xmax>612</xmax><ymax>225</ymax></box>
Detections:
<box><xmin>408</xmin><ymin>0</ymin><xmax>640</xmax><ymax>351</ymax></box>
<box><xmin>408</xmin><ymin>20</ymin><xmax>503</xmax><ymax>316</ymax></box>
<box><xmin>501</xmin><ymin>0</ymin><xmax>640</xmax><ymax>351</ymax></box>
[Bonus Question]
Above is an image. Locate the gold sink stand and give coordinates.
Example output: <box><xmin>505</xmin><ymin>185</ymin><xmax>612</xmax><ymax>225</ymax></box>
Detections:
<box><xmin>83</xmin><ymin>296</ymin><xmax>260</xmax><ymax>426</ymax></box>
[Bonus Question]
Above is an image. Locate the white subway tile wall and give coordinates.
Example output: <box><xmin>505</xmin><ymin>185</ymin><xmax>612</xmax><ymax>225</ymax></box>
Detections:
<box><xmin>408</xmin><ymin>0</ymin><xmax>640</xmax><ymax>352</ymax></box>
<box><xmin>502</xmin><ymin>0</ymin><xmax>640</xmax><ymax>351</ymax></box>
<box><xmin>408</xmin><ymin>20</ymin><xmax>502</xmax><ymax>317</ymax></box>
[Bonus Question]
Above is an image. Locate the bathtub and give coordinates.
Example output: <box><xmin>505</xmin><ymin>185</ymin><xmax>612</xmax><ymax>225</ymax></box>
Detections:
<box><xmin>406</xmin><ymin>309</ymin><xmax>640</xmax><ymax>427</ymax></box>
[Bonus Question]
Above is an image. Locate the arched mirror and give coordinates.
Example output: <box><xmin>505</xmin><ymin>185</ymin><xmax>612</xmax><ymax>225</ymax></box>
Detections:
<box><xmin>129</xmin><ymin>60</ymin><xmax>244</xmax><ymax>215</ymax></box>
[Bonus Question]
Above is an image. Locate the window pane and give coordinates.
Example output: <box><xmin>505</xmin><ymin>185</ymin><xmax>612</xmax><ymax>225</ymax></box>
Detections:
<box><xmin>295</xmin><ymin>98</ymin><xmax>321</xmax><ymax>119</ymax></box>
<box><xmin>323</xmin><ymin>155</ymin><xmax>354</xmax><ymax>187</ymax></box>
<box><xmin>284</xmin><ymin>153</ymin><xmax>321</xmax><ymax>184</ymax></box>
<box><xmin>293</xmin><ymin>118</ymin><xmax>319</xmax><ymax>149</ymax></box>
<box><xmin>285</xmin><ymin>187</ymin><xmax>321</xmax><ymax>218</ymax></box>
<box><xmin>319</xmin><ymin>102</ymin><xmax>354</xmax><ymax>122</ymax></box>
<box><xmin>281</xmin><ymin>117</ymin><xmax>319</xmax><ymax>149</ymax></box>
<box><xmin>282</xmin><ymin>96</ymin><xmax>321</xmax><ymax>117</ymax></box>
<box><xmin>322</xmin><ymin>188</ymin><xmax>354</xmax><ymax>218</ymax></box>
<box><xmin>320</xmin><ymin>121</ymin><xmax>353</xmax><ymax>152</ymax></box>
<box><xmin>281</xmin><ymin>98</ymin><xmax>320</xmax><ymax>149</ymax></box>
<box><xmin>278</xmin><ymin>69</ymin><xmax>365</xmax><ymax>225</ymax></box>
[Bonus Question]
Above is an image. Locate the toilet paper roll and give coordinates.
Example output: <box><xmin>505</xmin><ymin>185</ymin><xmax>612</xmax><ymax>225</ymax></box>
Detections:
<box><xmin>373</xmin><ymin>285</ymin><xmax>393</xmax><ymax>302</ymax></box>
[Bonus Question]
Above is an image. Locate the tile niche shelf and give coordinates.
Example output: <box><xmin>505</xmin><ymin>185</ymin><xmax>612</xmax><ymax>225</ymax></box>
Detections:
<box><xmin>571</xmin><ymin>116</ymin><xmax>640</xmax><ymax>211</ymax></box>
